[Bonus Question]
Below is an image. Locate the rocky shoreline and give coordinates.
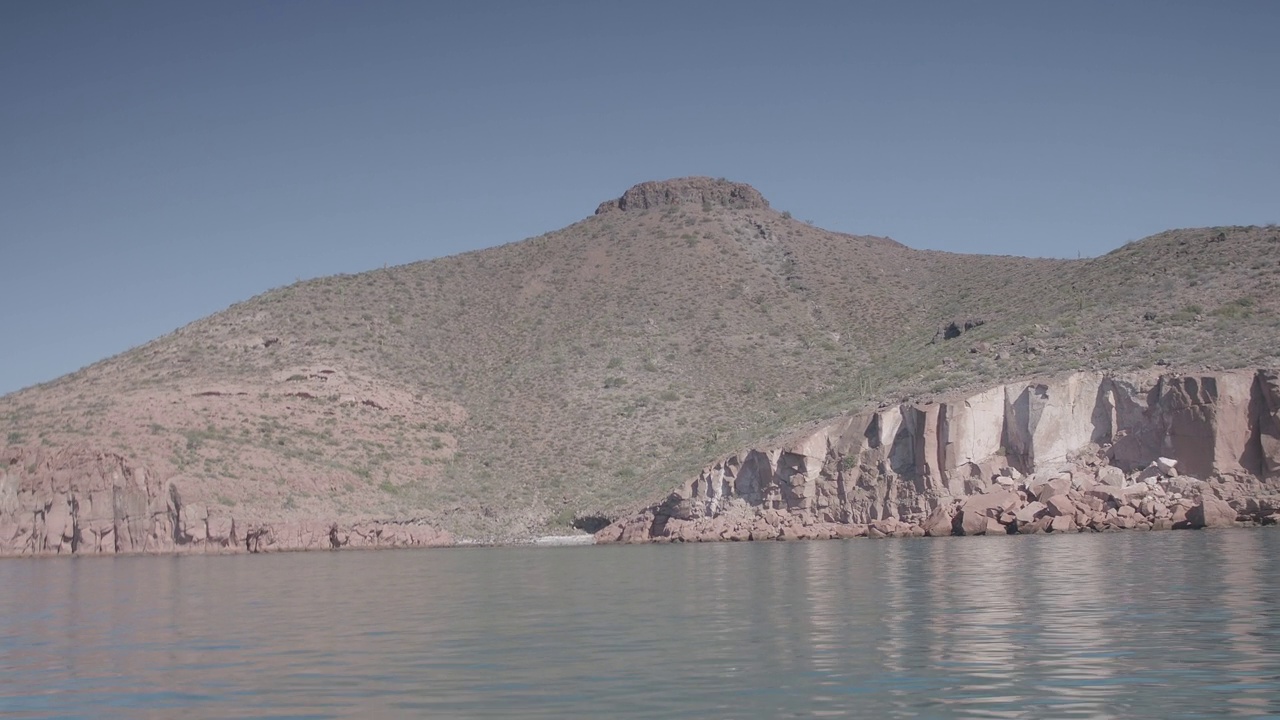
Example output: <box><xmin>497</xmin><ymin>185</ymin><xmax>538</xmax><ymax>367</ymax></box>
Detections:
<box><xmin>595</xmin><ymin>368</ymin><xmax>1280</xmax><ymax>544</ymax></box>
<box><xmin>5</xmin><ymin>367</ymin><xmax>1278</xmax><ymax>557</ymax></box>
<box><xmin>596</xmin><ymin>463</ymin><xmax>1276</xmax><ymax>544</ymax></box>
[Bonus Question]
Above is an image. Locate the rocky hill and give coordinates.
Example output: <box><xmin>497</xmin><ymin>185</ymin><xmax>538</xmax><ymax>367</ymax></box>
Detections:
<box><xmin>2</xmin><ymin>177</ymin><xmax>1279</xmax><ymax>554</ymax></box>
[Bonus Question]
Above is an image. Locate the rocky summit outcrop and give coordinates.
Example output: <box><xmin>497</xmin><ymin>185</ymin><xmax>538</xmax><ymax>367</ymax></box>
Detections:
<box><xmin>595</xmin><ymin>176</ymin><xmax>769</xmax><ymax>214</ymax></box>
<box><xmin>598</xmin><ymin>368</ymin><xmax>1280</xmax><ymax>543</ymax></box>
<box><xmin>0</xmin><ymin>447</ymin><xmax>451</xmax><ymax>557</ymax></box>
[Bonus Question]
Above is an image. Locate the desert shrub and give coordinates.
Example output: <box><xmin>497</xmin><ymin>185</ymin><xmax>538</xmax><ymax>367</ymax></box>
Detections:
<box><xmin>1211</xmin><ymin>297</ymin><xmax>1255</xmax><ymax>319</ymax></box>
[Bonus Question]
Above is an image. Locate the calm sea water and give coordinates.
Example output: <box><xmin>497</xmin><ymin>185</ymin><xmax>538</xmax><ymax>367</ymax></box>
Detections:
<box><xmin>2</xmin><ymin>530</ymin><xmax>1279</xmax><ymax>719</ymax></box>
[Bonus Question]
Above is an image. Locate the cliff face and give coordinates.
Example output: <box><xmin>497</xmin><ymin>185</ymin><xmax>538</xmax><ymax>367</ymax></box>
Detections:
<box><xmin>0</xmin><ymin>447</ymin><xmax>450</xmax><ymax>556</ymax></box>
<box><xmin>598</xmin><ymin>369</ymin><xmax>1280</xmax><ymax>543</ymax></box>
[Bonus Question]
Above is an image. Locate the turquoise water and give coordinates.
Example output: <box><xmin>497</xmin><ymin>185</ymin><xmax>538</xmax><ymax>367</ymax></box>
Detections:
<box><xmin>2</xmin><ymin>530</ymin><xmax>1279</xmax><ymax>718</ymax></box>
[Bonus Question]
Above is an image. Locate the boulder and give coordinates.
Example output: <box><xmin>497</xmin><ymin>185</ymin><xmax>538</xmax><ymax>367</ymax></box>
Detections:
<box><xmin>1014</xmin><ymin>501</ymin><xmax>1047</xmax><ymax>524</ymax></box>
<box><xmin>921</xmin><ymin>507</ymin><xmax>954</xmax><ymax>537</ymax></box>
<box><xmin>1035</xmin><ymin>476</ymin><xmax>1073</xmax><ymax>502</ymax></box>
<box><xmin>1019</xmin><ymin>516</ymin><xmax>1053</xmax><ymax>534</ymax></box>
<box><xmin>1187</xmin><ymin>496</ymin><xmax>1238</xmax><ymax>529</ymax></box>
<box><xmin>962</xmin><ymin>488</ymin><xmax>1020</xmax><ymax>519</ymax></box>
<box><xmin>1135</xmin><ymin>464</ymin><xmax>1164</xmax><ymax>484</ymax></box>
<box><xmin>831</xmin><ymin>523</ymin><xmax>867</xmax><ymax>539</ymax></box>
<box><xmin>1085</xmin><ymin>486</ymin><xmax>1119</xmax><ymax>504</ymax></box>
<box><xmin>1045</xmin><ymin>495</ymin><xmax>1075</xmax><ymax>517</ymax></box>
<box><xmin>958</xmin><ymin>510</ymin><xmax>990</xmax><ymax>536</ymax></box>
<box><xmin>1049</xmin><ymin>515</ymin><xmax>1075</xmax><ymax>533</ymax></box>
<box><xmin>1095</xmin><ymin>461</ymin><xmax>1126</xmax><ymax>484</ymax></box>
<box><xmin>872</xmin><ymin>519</ymin><xmax>912</xmax><ymax>538</ymax></box>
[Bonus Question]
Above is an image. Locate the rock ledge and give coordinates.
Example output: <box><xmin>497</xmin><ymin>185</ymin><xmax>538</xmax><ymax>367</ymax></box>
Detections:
<box><xmin>595</xmin><ymin>177</ymin><xmax>769</xmax><ymax>214</ymax></box>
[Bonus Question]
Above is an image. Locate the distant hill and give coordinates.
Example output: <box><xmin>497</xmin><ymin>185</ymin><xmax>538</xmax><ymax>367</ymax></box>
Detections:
<box><xmin>3</xmin><ymin>177</ymin><xmax>1278</xmax><ymax>541</ymax></box>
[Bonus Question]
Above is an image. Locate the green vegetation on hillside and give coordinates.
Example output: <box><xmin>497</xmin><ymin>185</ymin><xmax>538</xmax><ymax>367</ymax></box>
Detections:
<box><xmin>3</xmin><ymin>178</ymin><xmax>1278</xmax><ymax>539</ymax></box>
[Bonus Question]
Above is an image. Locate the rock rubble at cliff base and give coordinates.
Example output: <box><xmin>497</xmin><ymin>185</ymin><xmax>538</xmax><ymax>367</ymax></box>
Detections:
<box><xmin>597</xmin><ymin>464</ymin><xmax>1271</xmax><ymax>543</ymax></box>
<box><xmin>597</xmin><ymin>368</ymin><xmax>1280</xmax><ymax>544</ymax></box>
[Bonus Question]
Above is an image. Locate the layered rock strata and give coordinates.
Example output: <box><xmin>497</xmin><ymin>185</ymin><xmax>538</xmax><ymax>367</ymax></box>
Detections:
<box><xmin>598</xmin><ymin>369</ymin><xmax>1280</xmax><ymax>543</ymax></box>
<box><xmin>0</xmin><ymin>447</ymin><xmax>451</xmax><ymax>556</ymax></box>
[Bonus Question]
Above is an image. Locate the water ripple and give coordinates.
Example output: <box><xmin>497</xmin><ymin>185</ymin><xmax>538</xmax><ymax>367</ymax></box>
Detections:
<box><xmin>1</xmin><ymin>532</ymin><xmax>1279</xmax><ymax>717</ymax></box>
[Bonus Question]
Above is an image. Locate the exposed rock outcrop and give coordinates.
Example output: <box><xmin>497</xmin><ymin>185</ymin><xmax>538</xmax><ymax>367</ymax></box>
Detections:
<box><xmin>595</xmin><ymin>177</ymin><xmax>769</xmax><ymax>214</ymax></box>
<box><xmin>598</xmin><ymin>368</ymin><xmax>1280</xmax><ymax>543</ymax></box>
<box><xmin>0</xmin><ymin>447</ymin><xmax>451</xmax><ymax>557</ymax></box>
<box><xmin>933</xmin><ymin>318</ymin><xmax>986</xmax><ymax>342</ymax></box>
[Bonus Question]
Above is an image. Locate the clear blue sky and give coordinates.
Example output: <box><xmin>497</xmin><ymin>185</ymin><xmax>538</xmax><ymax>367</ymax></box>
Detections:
<box><xmin>3</xmin><ymin>1</ymin><xmax>1277</xmax><ymax>395</ymax></box>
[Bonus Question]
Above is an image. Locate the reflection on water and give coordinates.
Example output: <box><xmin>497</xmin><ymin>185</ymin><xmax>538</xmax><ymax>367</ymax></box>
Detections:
<box><xmin>2</xmin><ymin>531</ymin><xmax>1280</xmax><ymax>718</ymax></box>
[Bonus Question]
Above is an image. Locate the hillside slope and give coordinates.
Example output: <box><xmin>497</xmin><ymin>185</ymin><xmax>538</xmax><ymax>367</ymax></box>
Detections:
<box><xmin>3</xmin><ymin>177</ymin><xmax>1279</xmax><ymax>547</ymax></box>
